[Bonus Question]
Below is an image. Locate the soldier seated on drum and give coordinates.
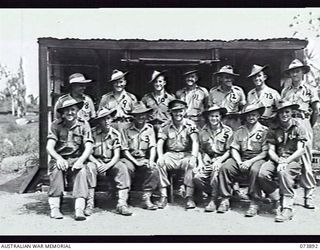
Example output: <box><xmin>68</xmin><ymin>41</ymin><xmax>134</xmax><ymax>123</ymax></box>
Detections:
<box><xmin>216</xmin><ymin>104</ymin><xmax>268</xmax><ymax>214</ymax></box>
<box><xmin>87</xmin><ymin>108</ymin><xmax>134</xmax><ymax>216</ymax></box>
<box><xmin>121</xmin><ymin>102</ymin><xmax>160</xmax><ymax>211</ymax></box>
<box><xmin>54</xmin><ymin>73</ymin><xmax>96</xmax><ymax>121</ymax></box>
<box><xmin>176</xmin><ymin>70</ymin><xmax>208</xmax><ymax>128</ymax></box>
<box><xmin>157</xmin><ymin>99</ymin><xmax>199</xmax><ymax>209</ymax></box>
<box><xmin>257</xmin><ymin>101</ymin><xmax>309</xmax><ymax>222</ymax></box>
<box><xmin>193</xmin><ymin>105</ymin><xmax>233</xmax><ymax>212</ymax></box>
<box><xmin>46</xmin><ymin>98</ymin><xmax>93</xmax><ymax>221</ymax></box>
<box><xmin>141</xmin><ymin>70</ymin><xmax>175</xmax><ymax>132</ymax></box>
<box><xmin>99</xmin><ymin>69</ymin><xmax>138</xmax><ymax>131</ymax></box>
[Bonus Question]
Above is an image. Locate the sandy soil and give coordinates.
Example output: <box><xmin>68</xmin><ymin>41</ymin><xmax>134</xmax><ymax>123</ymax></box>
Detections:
<box><xmin>0</xmin><ymin>187</ymin><xmax>320</xmax><ymax>236</ymax></box>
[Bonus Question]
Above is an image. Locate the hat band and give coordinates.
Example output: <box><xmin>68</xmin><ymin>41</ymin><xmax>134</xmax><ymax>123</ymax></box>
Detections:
<box><xmin>70</xmin><ymin>77</ymin><xmax>86</xmax><ymax>83</ymax></box>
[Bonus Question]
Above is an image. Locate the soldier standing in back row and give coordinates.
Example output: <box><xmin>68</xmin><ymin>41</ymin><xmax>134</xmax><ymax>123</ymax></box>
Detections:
<box><xmin>54</xmin><ymin>73</ymin><xmax>96</xmax><ymax>121</ymax></box>
<box><xmin>208</xmin><ymin>65</ymin><xmax>246</xmax><ymax>131</ymax></box>
<box><xmin>99</xmin><ymin>70</ymin><xmax>138</xmax><ymax>131</ymax></box>
<box><xmin>281</xmin><ymin>59</ymin><xmax>320</xmax><ymax>209</ymax></box>
<box><xmin>247</xmin><ymin>64</ymin><xmax>281</xmax><ymax>118</ymax></box>
<box><xmin>141</xmin><ymin>70</ymin><xmax>175</xmax><ymax>132</ymax></box>
<box><xmin>176</xmin><ymin>70</ymin><xmax>209</xmax><ymax>128</ymax></box>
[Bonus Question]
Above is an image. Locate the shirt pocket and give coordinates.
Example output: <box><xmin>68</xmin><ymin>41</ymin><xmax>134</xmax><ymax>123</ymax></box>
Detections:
<box><xmin>139</xmin><ymin>135</ymin><xmax>150</xmax><ymax>150</ymax></box>
<box><xmin>73</xmin><ymin>133</ymin><xmax>83</xmax><ymax>145</ymax></box>
<box><xmin>216</xmin><ymin>137</ymin><xmax>227</xmax><ymax>152</ymax></box>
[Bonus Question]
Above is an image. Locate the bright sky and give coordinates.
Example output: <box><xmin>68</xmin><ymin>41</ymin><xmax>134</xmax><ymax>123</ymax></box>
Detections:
<box><xmin>0</xmin><ymin>8</ymin><xmax>320</xmax><ymax>96</ymax></box>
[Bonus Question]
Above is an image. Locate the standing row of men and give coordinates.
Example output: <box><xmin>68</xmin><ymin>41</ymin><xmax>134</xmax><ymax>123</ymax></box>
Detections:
<box><xmin>46</xmin><ymin>59</ymin><xmax>319</xmax><ymax>223</ymax></box>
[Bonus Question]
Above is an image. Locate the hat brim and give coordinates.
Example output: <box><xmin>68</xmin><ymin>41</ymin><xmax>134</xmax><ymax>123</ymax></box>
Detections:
<box><xmin>276</xmin><ymin>104</ymin><xmax>300</xmax><ymax>113</ymax></box>
<box><xmin>148</xmin><ymin>70</ymin><xmax>167</xmax><ymax>84</ymax></box>
<box><xmin>248</xmin><ymin>65</ymin><xmax>269</xmax><ymax>78</ymax></box>
<box><xmin>57</xmin><ymin>101</ymin><xmax>84</xmax><ymax>113</ymax></box>
<box><xmin>170</xmin><ymin>106</ymin><xmax>187</xmax><ymax>111</ymax></box>
<box><xmin>131</xmin><ymin>108</ymin><xmax>153</xmax><ymax>116</ymax></box>
<box><xmin>183</xmin><ymin>70</ymin><xmax>198</xmax><ymax>76</ymax></box>
<box><xmin>70</xmin><ymin>80</ymin><xmax>93</xmax><ymax>84</ymax></box>
<box><xmin>203</xmin><ymin>107</ymin><xmax>227</xmax><ymax>117</ymax></box>
<box><xmin>213</xmin><ymin>72</ymin><xmax>240</xmax><ymax>77</ymax></box>
<box><xmin>241</xmin><ymin>107</ymin><xmax>265</xmax><ymax>117</ymax></box>
<box><xmin>283</xmin><ymin>65</ymin><xmax>310</xmax><ymax>75</ymax></box>
<box><xmin>109</xmin><ymin>71</ymin><xmax>129</xmax><ymax>82</ymax></box>
<box><xmin>95</xmin><ymin>110</ymin><xmax>117</xmax><ymax>121</ymax></box>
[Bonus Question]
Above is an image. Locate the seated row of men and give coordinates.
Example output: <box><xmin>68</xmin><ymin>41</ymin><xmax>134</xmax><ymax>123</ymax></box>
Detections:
<box><xmin>46</xmin><ymin>96</ymin><xmax>315</xmax><ymax>223</ymax></box>
<box><xmin>46</xmin><ymin>58</ymin><xmax>319</xmax><ymax>223</ymax></box>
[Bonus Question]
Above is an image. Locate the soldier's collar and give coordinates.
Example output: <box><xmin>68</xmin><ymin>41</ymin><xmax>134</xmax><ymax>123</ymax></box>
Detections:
<box><xmin>217</xmin><ymin>85</ymin><xmax>233</xmax><ymax>93</ymax></box>
<box><xmin>129</xmin><ymin>122</ymin><xmax>148</xmax><ymax>132</ymax></box>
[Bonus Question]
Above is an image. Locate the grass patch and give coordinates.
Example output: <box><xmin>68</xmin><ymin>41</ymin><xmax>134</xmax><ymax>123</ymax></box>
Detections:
<box><xmin>0</xmin><ymin>114</ymin><xmax>38</xmax><ymax>170</ymax></box>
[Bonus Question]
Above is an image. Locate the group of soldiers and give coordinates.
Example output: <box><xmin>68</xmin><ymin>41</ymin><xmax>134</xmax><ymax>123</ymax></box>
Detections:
<box><xmin>46</xmin><ymin>58</ymin><xmax>319</xmax><ymax>223</ymax></box>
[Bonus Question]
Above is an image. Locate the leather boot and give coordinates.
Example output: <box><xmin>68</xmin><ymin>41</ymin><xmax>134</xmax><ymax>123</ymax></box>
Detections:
<box><xmin>185</xmin><ymin>187</ymin><xmax>196</xmax><ymax>209</ymax></box>
<box><xmin>157</xmin><ymin>188</ymin><xmax>168</xmax><ymax>209</ymax></box>
<box><xmin>271</xmin><ymin>200</ymin><xmax>281</xmax><ymax>215</ymax></box>
<box><xmin>75</xmin><ymin>198</ymin><xmax>86</xmax><ymax>221</ymax></box>
<box><xmin>217</xmin><ymin>198</ymin><xmax>230</xmax><ymax>213</ymax></box>
<box><xmin>48</xmin><ymin>197</ymin><xmax>63</xmax><ymax>219</ymax></box>
<box><xmin>84</xmin><ymin>188</ymin><xmax>95</xmax><ymax>216</ymax></box>
<box><xmin>304</xmin><ymin>189</ymin><xmax>315</xmax><ymax>209</ymax></box>
<box><xmin>116</xmin><ymin>189</ymin><xmax>132</xmax><ymax>216</ymax></box>
<box><xmin>142</xmin><ymin>191</ymin><xmax>157</xmax><ymax>210</ymax></box>
<box><xmin>275</xmin><ymin>208</ymin><xmax>293</xmax><ymax>222</ymax></box>
<box><xmin>204</xmin><ymin>198</ymin><xmax>216</xmax><ymax>212</ymax></box>
<box><xmin>245</xmin><ymin>201</ymin><xmax>259</xmax><ymax>217</ymax></box>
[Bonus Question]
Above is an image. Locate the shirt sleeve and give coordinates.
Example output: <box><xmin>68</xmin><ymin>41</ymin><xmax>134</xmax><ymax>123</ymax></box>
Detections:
<box><xmin>309</xmin><ymin>86</ymin><xmax>320</xmax><ymax>103</ymax></box>
<box><xmin>157</xmin><ymin>126</ymin><xmax>168</xmax><ymax>141</ymax></box>
<box><xmin>98</xmin><ymin>95</ymin><xmax>107</xmax><ymax>111</ymax></box>
<box><xmin>266</xmin><ymin>129</ymin><xmax>277</xmax><ymax>145</ymax></box>
<box><xmin>87</xmin><ymin>97</ymin><xmax>96</xmax><ymax>118</ymax></box>
<box><xmin>148</xmin><ymin>127</ymin><xmax>157</xmax><ymax>148</ymax></box>
<box><xmin>296</xmin><ymin>125</ymin><xmax>308</xmax><ymax>142</ymax></box>
<box><xmin>47</xmin><ymin>123</ymin><xmax>58</xmax><ymax>141</ymax></box>
<box><xmin>188</xmin><ymin>123</ymin><xmax>199</xmax><ymax>135</ymax></box>
<box><xmin>230</xmin><ymin>130</ymin><xmax>241</xmax><ymax>151</ymax></box>
<box><xmin>225</xmin><ymin>130</ymin><xmax>234</xmax><ymax>150</ymax></box>
<box><xmin>120</xmin><ymin>130</ymin><xmax>129</xmax><ymax>150</ymax></box>
<box><xmin>112</xmin><ymin>133</ymin><xmax>122</xmax><ymax>150</ymax></box>
<box><xmin>273</xmin><ymin>89</ymin><xmax>281</xmax><ymax>104</ymax></box>
<box><xmin>82</xmin><ymin>121</ymin><xmax>94</xmax><ymax>144</ymax></box>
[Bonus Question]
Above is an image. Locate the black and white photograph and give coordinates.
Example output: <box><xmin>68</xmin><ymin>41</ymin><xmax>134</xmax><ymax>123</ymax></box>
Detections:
<box><xmin>1</xmin><ymin>8</ymin><xmax>320</xmax><ymax>237</ymax></box>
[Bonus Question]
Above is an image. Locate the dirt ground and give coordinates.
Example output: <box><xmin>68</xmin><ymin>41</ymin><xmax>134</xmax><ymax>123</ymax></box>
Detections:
<box><xmin>0</xmin><ymin>186</ymin><xmax>320</xmax><ymax>235</ymax></box>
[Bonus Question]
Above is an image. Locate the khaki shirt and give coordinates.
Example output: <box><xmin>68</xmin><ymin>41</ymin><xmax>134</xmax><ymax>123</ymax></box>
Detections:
<box><xmin>141</xmin><ymin>91</ymin><xmax>175</xmax><ymax>123</ymax></box>
<box><xmin>48</xmin><ymin>118</ymin><xmax>93</xmax><ymax>158</ymax></box>
<box><xmin>231</xmin><ymin>122</ymin><xmax>268</xmax><ymax>160</ymax></box>
<box><xmin>54</xmin><ymin>94</ymin><xmax>96</xmax><ymax>121</ymax></box>
<box><xmin>158</xmin><ymin>118</ymin><xmax>198</xmax><ymax>152</ymax></box>
<box><xmin>266</xmin><ymin>119</ymin><xmax>307</xmax><ymax>158</ymax></box>
<box><xmin>99</xmin><ymin>90</ymin><xmax>138</xmax><ymax>118</ymax></box>
<box><xmin>176</xmin><ymin>85</ymin><xmax>209</xmax><ymax>116</ymax></box>
<box><xmin>122</xmin><ymin>123</ymin><xmax>156</xmax><ymax>158</ymax></box>
<box><xmin>281</xmin><ymin>83</ymin><xmax>319</xmax><ymax>113</ymax></box>
<box><xmin>208</xmin><ymin>85</ymin><xmax>246</xmax><ymax>113</ymax></box>
<box><xmin>247</xmin><ymin>85</ymin><xmax>281</xmax><ymax>117</ymax></box>
<box><xmin>92</xmin><ymin>127</ymin><xmax>122</xmax><ymax>161</ymax></box>
<box><xmin>199</xmin><ymin>123</ymin><xmax>233</xmax><ymax>158</ymax></box>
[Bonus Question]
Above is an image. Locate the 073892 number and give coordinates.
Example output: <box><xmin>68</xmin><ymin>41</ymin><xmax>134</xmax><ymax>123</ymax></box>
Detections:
<box><xmin>300</xmin><ymin>244</ymin><xmax>318</xmax><ymax>248</ymax></box>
